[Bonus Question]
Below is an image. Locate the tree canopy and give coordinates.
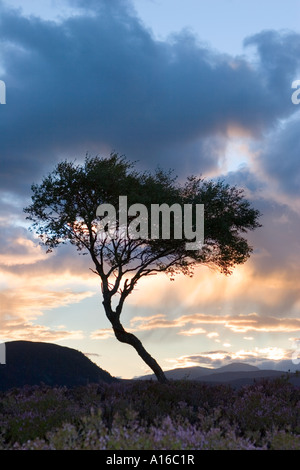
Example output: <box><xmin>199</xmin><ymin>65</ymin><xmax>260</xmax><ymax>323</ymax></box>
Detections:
<box><xmin>24</xmin><ymin>153</ymin><xmax>261</xmax><ymax>383</ymax></box>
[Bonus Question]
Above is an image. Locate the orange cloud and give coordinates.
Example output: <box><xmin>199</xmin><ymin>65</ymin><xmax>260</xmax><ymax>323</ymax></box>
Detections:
<box><xmin>130</xmin><ymin>314</ymin><xmax>174</xmax><ymax>330</ymax></box>
<box><xmin>129</xmin><ymin>311</ymin><xmax>300</xmax><ymax>335</ymax></box>
<box><xmin>179</xmin><ymin>327</ymin><xmax>207</xmax><ymax>336</ymax></box>
<box><xmin>90</xmin><ymin>328</ymin><xmax>114</xmax><ymax>340</ymax></box>
<box><xmin>0</xmin><ymin>322</ymin><xmax>84</xmax><ymax>342</ymax></box>
<box><xmin>0</xmin><ymin>277</ymin><xmax>95</xmax><ymax>342</ymax></box>
<box><xmin>224</xmin><ymin>315</ymin><xmax>300</xmax><ymax>333</ymax></box>
<box><xmin>0</xmin><ymin>236</ymin><xmax>47</xmax><ymax>266</ymax></box>
<box><xmin>0</xmin><ymin>287</ymin><xmax>95</xmax><ymax>320</ymax></box>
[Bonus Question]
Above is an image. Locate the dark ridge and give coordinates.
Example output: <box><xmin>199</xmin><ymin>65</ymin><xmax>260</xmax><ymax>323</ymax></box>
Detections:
<box><xmin>137</xmin><ymin>362</ymin><xmax>260</xmax><ymax>381</ymax></box>
<box><xmin>0</xmin><ymin>340</ymin><xmax>118</xmax><ymax>391</ymax></box>
<box><xmin>136</xmin><ymin>362</ymin><xmax>300</xmax><ymax>389</ymax></box>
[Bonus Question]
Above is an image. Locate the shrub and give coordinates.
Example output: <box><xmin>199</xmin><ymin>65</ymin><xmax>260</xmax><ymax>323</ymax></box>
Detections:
<box><xmin>0</xmin><ymin>378</ymin><xmax>299</xmax><ymax>450</ymax></box>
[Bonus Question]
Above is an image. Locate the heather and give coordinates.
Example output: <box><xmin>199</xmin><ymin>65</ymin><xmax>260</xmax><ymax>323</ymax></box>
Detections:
<box><xmin>0</xmin><ymin>377</ymin><xmax>299</xmax><ymax>450</ymax></box>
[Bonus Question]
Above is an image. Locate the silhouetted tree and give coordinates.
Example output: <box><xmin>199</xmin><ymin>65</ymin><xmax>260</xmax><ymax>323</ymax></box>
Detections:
<box><xmin>24</xmin><ymin>154</ymin><xmax>261</xmax><ymax>383</ymax></box>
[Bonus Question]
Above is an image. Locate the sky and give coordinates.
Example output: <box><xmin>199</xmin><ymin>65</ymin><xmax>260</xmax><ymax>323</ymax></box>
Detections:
<box><xmin>0</xmin><ymin>0</ymin><xmax>300</xmax><ymax>379</ymax></box>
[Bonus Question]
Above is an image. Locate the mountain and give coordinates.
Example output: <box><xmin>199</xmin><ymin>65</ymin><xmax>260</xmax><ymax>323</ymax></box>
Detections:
<box><xmin>136</xmin><ymin>362</ymin><xmax>300</xmax><ymax>388</ymax></box>
<box><xmin>195</xmin><ymin>369</ymin><xmax>287</xmax><ymax>386</ymax></box>
<box><xmin>137</xmin><ymin>366</ymin><xmax>210</xmax><ymax>381</ymax></box>
<box><xmin>209</xmin><ymin>362</ymin><xmax>259</xmax><ymax>373</ymax></box>
<box><xmin>0</xmin><ymin>341</ymin><xmax>118</xmax><ymax>391</ymax></box>
<box><xmin>137</xmin><ymin>362</ymin><xmax>260</xmax><ymax>381</ymax></box>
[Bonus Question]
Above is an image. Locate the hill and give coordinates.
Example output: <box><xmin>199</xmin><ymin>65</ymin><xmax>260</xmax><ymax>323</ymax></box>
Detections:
<box><xmin>136</xmin><ymin>362</ymin><xmax>300</xmax><ymax>388</ymax></box>
<box><xmin>0</xmin><ymin>341</ymin><xmax>118</xmax><ymax>391</ymax></box>
<box><xmin>137</xmin><ymin>362</ymin><xmax>260</xmax><ymax>381</ymax></box>
<box><xmin>137</xmin><ymin>366</ymin><xmax>210</xmax><ymax>381</ymax></box>
<box><xmin>195</xmin><ymin>369</ymin><xmax>288</xmax><ymax>387</ymax></box>
<box><xmin>210</xmin><ymin>362</ymin><xmax>259</xmax><ymax>373</ymax></box>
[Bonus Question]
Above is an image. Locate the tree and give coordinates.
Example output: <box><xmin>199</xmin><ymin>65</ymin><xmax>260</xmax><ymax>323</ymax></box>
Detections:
<box><xmin>24</xmin><ymin>153</ymin><xmax>261</xmax><ymax>383</ymax></box>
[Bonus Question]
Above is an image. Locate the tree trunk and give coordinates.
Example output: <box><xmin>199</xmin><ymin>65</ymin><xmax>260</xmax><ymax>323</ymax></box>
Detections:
<box><xmin>109</xmin><ymin>317</ymin><xmax>168</xmax><ymax>384</ymax></box>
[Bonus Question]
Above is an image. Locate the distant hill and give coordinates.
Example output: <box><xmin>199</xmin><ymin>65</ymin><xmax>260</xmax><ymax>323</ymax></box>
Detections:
<box><xmin>0</xmin><ymin>341</ymin><xmax>118</xmax><ymax>391</ymax></box>
<box><xmin>138</xmin><ymin>366</ymin><xmax>211</xmax><ymax>381</ymax></box>
<box><xmin>137</xmin><ymin>362</ymin><xmax>300</xmax><ymax>388</ymax></box>
<box><xmin>196</xmin><ymin>369</ymin><xmax>288</xmax><ymax>386</ymax></box>
<box><xmin>210</xmin><ymin>362</ymin><xmax>259</xmax><ymax>373</ymax></box>
<box><xmin>137</xmin><ymin>362</ymin><xmax>259</xmax><ymax>381</ymax></box>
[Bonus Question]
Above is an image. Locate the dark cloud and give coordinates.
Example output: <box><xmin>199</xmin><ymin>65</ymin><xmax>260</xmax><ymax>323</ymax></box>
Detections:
<box><xmin>219</xmin><ymin>167</ymin><xmax>300</xmax><ymax>321</ymax></box>
<box><xmin>223</xmin><ymin>164</ymin><xmax>300</xmax><ymax>269</ymax></box>
<box><xmin>259</xmin><ymin>115</ymin><xmax>300</xmax><ymax>196</ymax></box>
<box><xmin>244</xmin><ymin>30</ymin><xmax>300</xmax><ymax>92</ymax></box>
<box><xmin>1</xmin><ymin>0</ymin><xmax>300</xmax><ymax>195</ymax></box>
<box><xmin>184</xmin><ymin>352</ymin><xmax>232</xmax><ymax>368</ymax></box>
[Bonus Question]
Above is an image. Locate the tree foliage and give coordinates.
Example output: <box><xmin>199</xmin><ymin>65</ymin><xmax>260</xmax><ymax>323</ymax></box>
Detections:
<box><xmin>24</xmin><ymin>153</ymin><xmax>261</xmax><ymax>383</ymax></box>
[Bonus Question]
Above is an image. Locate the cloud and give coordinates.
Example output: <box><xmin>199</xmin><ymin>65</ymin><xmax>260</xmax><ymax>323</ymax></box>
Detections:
<box><xmin>207</xmin><ymin>332</ymin><xmax>219</xmax><ymax>338</ymax></box>
<box><xmin>1</xmin><ymin>1</ymin><xmax>300</xmax><ymax>196</ymax></box>
<box><xmin>258</xmin><ymin>114</ymin><xmax>300</xmax><ymax>199</ymax></box>
<box><xmin>0</xmin><ymin>285</ymin><xmax>94</xmax><ymax>316</ymax></box>
<box><xmin>90</xmin><ymin>328</ymin><xmax>114</xmax><ymax>340</ymax></box>
<box><xmin>0</xmin><ymin>322</ymin><xmax>84</xmax><ymax>342</ymax></box>
<box><xmin>168</xmin><ymin>346</ymin><xmax>294</xmax><ymax>370</ymax></box>
<box><xmin>178</xmin><ymin>327</ymin><xmax>206</xmax><ymax>336</ymax></box>
<box><xmin>244</xmin><ymin>30</ymin><xmax>300</xmax><ymax>92</ymax></box>
<box><xmin>128</xmin><ymin>311</ymin><xmax>300</xmax><ymax>335</ymax></box>
<box><xmin>130</xmin><ymin>314</ymin><xmax>175</xmax><ymax>330</ymax></box>
<box><xmin>84</xmin><ymin>351</ymin><xmax>101</xmax><ymax>358</ymax></box>
<box><xmin>168</xmin><ymin>351</ymin><xmax>233</xmax><ymax>368</ymax></box>
<box><xmin>0</xmin><ymin>264</ymin><xmax>96</xmax><ymax>341</ymax></box>
<box><xmin>0</xmin><ymin>225</ymin><xmax>47</xmax><ymax>266</ymax></box>
<box><xmin>224</xmin><ymin>315</ymin><xmax>300</xmax><ymax>333</ymax></box>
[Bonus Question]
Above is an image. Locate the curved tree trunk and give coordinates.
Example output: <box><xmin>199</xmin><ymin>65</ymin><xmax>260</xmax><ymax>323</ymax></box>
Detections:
<box><xmin>110</xmin><ymin>317</ymin><xmax>168</xmax><ymax>384</ymax></box>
